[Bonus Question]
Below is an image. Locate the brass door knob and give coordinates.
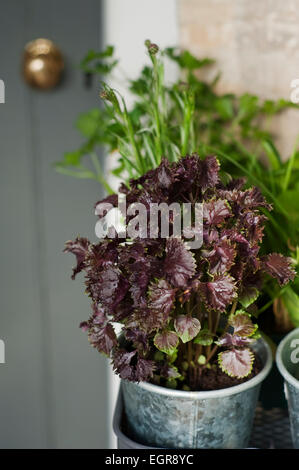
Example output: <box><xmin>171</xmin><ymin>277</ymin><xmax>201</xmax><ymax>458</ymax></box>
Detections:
<box><xmin>23</xmin><ymin>38</ymin><xmax>64</xmax><ymax>90</ymax></box>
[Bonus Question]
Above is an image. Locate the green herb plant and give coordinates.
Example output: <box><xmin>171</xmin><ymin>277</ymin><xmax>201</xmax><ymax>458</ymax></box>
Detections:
<box><xmin>56</xmin><ymin>41</ymin><xmax>299</xmax><ymax>330</ymax></box>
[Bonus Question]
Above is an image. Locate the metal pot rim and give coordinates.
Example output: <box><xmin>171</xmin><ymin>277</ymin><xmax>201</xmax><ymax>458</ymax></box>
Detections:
<box><xmin>276</xmin><ymin>327</ymin><xmax>299</xmax><ymax>390</ymax></box>
<box><xmin>133</xmin><ymin>337</ymin><xmax>273</xmax><ymax>399</ymax></box>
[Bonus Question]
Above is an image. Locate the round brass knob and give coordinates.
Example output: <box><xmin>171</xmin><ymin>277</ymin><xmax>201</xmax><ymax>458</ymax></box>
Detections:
<box><xmin>23</xmin><ymin>38</ymin><xmax>64</xmax><ymax>90</ymax></box>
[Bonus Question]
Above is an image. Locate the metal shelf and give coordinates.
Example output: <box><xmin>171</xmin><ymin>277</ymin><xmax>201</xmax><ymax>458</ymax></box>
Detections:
<box><xmin>249</xmin><ymin>405</ymin><xmax>293</xmax><ymax>449</ymax></box>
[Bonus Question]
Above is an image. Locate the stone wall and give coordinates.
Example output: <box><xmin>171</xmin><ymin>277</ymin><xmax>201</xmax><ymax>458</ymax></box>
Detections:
<box><xmin>178</xmin><ymin>0</ymin><xmax>299</xmax><ymax>158</ymax></box>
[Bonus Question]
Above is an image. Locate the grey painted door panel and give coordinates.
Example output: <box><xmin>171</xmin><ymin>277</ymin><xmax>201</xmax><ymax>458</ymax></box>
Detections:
<box><xmin>0</xmin><ymin>0</ymin><xmax>108</xmax><ymax>448</ymax></box>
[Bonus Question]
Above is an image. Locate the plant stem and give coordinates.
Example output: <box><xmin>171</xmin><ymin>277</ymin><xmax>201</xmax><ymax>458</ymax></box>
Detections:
<box><xmin>151</xmin><ymin>54</ymin><xmax>164</xmax><ymax>161</ymax></box>
<box><xmin>90</xmin><ymin>153</ymin><xmax>114</xmax><ymax>194</ymax></box>
<box><xmin>282</xmin><ymin>134</ymin><xmax>299</xmax><ymax>192</ymax></box>
<box><xmin>230</xmin><ymin>300</ymin><xmax>238</xmax><ymax>317</ymax></box>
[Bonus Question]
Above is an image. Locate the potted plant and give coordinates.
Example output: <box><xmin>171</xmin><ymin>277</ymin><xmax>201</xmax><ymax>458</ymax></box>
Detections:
<box><xmin>56</xmin><ymin>41</ymin><xmax>299</xmax><ymax>413</ymax></box>
<box><xmin>276</xmin><ymin>328</ymin><xmax>299</xmax><ymax>448</ymax></box>
<box><xmin>56</xmin><ymin>41</ymin><xmax>299</xmax><ymax>335</ymax></box>
<box><xmin>64</xmin><ymin>153</ymin><xmax>295</xmax><ymax>448</ymax></box>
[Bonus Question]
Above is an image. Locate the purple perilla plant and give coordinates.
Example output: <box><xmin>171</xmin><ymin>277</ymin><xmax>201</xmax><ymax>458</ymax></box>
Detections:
<box><xmin>65</xmin><ymin>154</ymin><xmax>295</xmax><ymax>390</ymax></box>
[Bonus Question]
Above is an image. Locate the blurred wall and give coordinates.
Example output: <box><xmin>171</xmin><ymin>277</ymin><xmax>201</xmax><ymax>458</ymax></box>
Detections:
<box><xmin>179</xmin><ymin>0</ymin><xmax>299</xmax><ymax>158</ymax></box>
<box><xmin>102</xmin><ymin>0</ymin><xmax>179</xmax><ymax>447</ymax></box>
<box><xmin>0</xmin><ymin>0</ymin><xmax>109</xmax><ymax>448</ymax></box>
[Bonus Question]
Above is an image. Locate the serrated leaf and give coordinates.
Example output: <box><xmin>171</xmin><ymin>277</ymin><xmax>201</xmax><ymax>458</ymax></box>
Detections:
<box><xmin>174</xmin><ymin>315</ymin><xmax>201</xmax><ymax>343</ymax></box>
<box><xmin>202</xmin><ymin>239</ymin><xmax>236</xmax><ymax>275</ymax></box>
<box><xmin>154</xmin><ymin>330</ymin><xmax>179</xmax><ymax>355</ymax></box>
<box><xmin>164</xmin><ymin>238</ymin><xmax>196</xmax><ymax>287</ymax></box>
<box><xmin>193</xmin><ymin>329</ymin><xmax>214</xmax><ymax>346</ymax></box>
<box><xmin>148</xmin><ymin>279</ymin><xmax>176</xmax><ymax>329</ymax></box>
<box><xmin>199</xmin><ymin>275</ymin><xmax>237</xmax><ymax>312</ymax></box>
<box><xmin>216</xmin><ymin>333</ymin><xmax>253</xmax><ymax>347</ymax></box>
<box><xmin>262</xmin><ymin>253</ymin><xmax>296</xmax><ymax>286</ymax></box>
<box><xmin>229</xmin><ymin>312</ymin><xmax>257</xmax><ymax>337</ymax></box>
<box><xmin>88</xmin><ymin>322</ymin><xmax>117</xmax><ymax>356</ymax></box>
<box><xmin>218</xmin><ymin>348</ymin><xmax>254</xmax><ymax>378</ymax></box>
<box><xmin>203</xmin><ymin>199</ymin><xmax>231</xmax><ymax>225</ymax></box>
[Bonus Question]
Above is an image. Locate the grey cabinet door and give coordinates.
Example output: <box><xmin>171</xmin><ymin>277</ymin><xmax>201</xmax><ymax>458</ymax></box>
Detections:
<box><xmin>0</xmin><ymin>0</ymin><xmax>108</xmax><ymax>448</ymax></box>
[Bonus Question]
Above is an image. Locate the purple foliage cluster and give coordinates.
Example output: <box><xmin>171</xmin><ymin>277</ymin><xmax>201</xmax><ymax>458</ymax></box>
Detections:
<box><xmin>65</xmin><ymin>154</ymin><xmax>295</xmax><ymax>389</ymax></box>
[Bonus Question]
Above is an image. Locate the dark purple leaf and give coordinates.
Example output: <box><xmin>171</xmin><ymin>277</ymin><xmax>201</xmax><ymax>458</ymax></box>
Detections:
<box><xmin>135</xmin><ymin>357</ymin><xmax>156</xmax><ymax>382</ymax></box>
<box><xmin>226</xmin><ymin>177</ymin><xmax>247</xmax><ymax>190</ymax></box>
<box><xmin>125</xmin><ymin>328</ymin><xmax>149</xmax><ymax>352</ymax></box>
<box><xmin>243</xmin><ymin>187</ymin><xmax>272</xmax><ymax>210</ymax></box>
<box><xmin>156</xmin><ymin>158</ymin><xmax>173</xmax><ymax>189</ymax></box>
<box><xmin>262</xmin><ymin>253</ymin><xmax>296</xmax><ymax>286</ymax></box>
<box><xmin>113</xmin><ymin>300</ymin><xmax>133</xmax><ymax>322</ymax></box>
<box><xmin>112</xmin><ymin>349</ymin><xmax>137</xmax><ymax>380</ymax></box>
<box><xmin>199</xmin><ymin>275</ymin><xmax>237</xmax><ymax>312</ymax></box>
<box><xmin>94</xmin><ymin>194</ymin><xmax>118</xmax><ymax>218</ymax></box>
<box><xmin>164</xmin><ymin>238</ymin><xmax>196</xmax><ymax>287</ymax></box>
<box><xmin>87</xmin><ymin>240</ymin><xmax>118</xmax><ymax>273</ymax></box>
<box><xmin>216</xmin><ymin>333</ymin><xmax>253</xmax><ymax>347</ymax></box>
<box><xmin>79</xmin><ymin>321</ymin><xmax>89</xmax><ymax>332</ymax></box>
<box><xmin>203</xmin><ymin>199</ymin><xmax>231</xmax><ymax>226</ymax></box>
<box><xmin>241</xmin><ymin>211</ymin><xmax>266</xmax><ymax>244</ymax></box>
<box><xmin>112</xmin><ymin>349</ymin><xmax>155</xmax><ymax>382</ymax></box>
<box><xmin>198</xmin><ymin>155</ymin><xmax>220</xmax><ymax>191</ymax></box>
<box><xmin>88</xmin><ymin>322</ymin><xmax>117</xmax><ymax>356</ymax></box>
<box><xmin>131</xmin><ymin>280</ymin><xmax>176</xmax><ymax>333</ymax></box>
<box><xmin>148</xmin><ymin>279</ymin><xmax>176</xmax><ymax>320</ymax></box>
<box><xmin>64</xmin><ymin>237</ymin><xmax>90</xmax><ymax>279</ymax></box>
<box><xmin>202</xmin><ymin>239</ymin><xmax>236</xmax><ymax>275</ymax></box>
<box><xmin>89</xmin><ymin>264</ymin><xmax>129</xmax><ymax>309</ymax></box>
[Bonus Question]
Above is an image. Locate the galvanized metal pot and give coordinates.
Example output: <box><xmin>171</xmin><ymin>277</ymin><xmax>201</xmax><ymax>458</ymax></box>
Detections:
<box><xmin>121</xmin><ymin>338</ymin><xmax>272</xmax><ymax>449</ymax></box>
<box><xmin>276</xmin><ymin>328</ymin><xmax>299</xmax><ymax>449</ymax></box>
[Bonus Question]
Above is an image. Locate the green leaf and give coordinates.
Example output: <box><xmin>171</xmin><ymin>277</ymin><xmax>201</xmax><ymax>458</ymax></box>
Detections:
<box><xmin>76</xmin><ymin>109</ymin><xmax>101</xmax><ymax>137</ymax></box>
<box><xmin>197</xmin><ymin>355</ymin><xmax>206</xmax><ymax>365</ymax></box>
<box><xmin>276</xmin><ymin>190</ymin><xmax>299</xmax><ymax>222</ymax></box>
<box><xmin>55</xmin><ymin>166</ymin><xmax>96</xmax><ymax>180</ymax></box>
<box><xmin>237</xmin><ymin>93</ymin><xmax>259</xmax><ymax>123</ymax></box>
<box><xmin>261</xmin><ymin>98</ymin><xmax>299</xmax><ymax>115</ymax></box>
<box><xmin>215</xmin><ymin>96</ymin><xmax>234</xmax><ymax>120</ymax></box>
<box><xmin>165</xmin><ymin>379</ymin><xmax>178</xmax><ymax>389</ymax></box>
<box><xmin>168</xmin><ymin>348</ymin><xmax>178</xmax><ymax>364</ymax></box>
<box><xmin>262</xmin><ymin>139</ymin><xmax>281</xmax><ymax>171</ymax></box>
<box><xmin>56</xmin><ymin>151</ymin><xmax>82</xmax><ymax>168</ymax></box>
<box><xmin>165</xmin><ymin>47</ymin><xmax>214</xmax><ymax>70</ymax></box>
<box><xmin>193</xmin><ymin>329</ymin><xmax>214</xmax><ymax>346</ymax></box>
<box><xmin>282</xmin><ymin>138</ymin><xmax>299</xmax><ymax>192</ymax></box>
<box><xmin>80</xmin><ymin>46</ymin><xmax>118</xmax><ymax>74</ymax></box>
<box><xmin>280</xmin><ymin>286</ymin><xmax>299</xmax><ymax>327</ymax></box>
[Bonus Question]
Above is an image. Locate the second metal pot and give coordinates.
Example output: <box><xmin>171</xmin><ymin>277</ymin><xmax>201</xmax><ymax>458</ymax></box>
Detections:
<box><xmin>276</xmin><ymin>327</ymin><xmax>299</xmax><ymax>449</ymax></box>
